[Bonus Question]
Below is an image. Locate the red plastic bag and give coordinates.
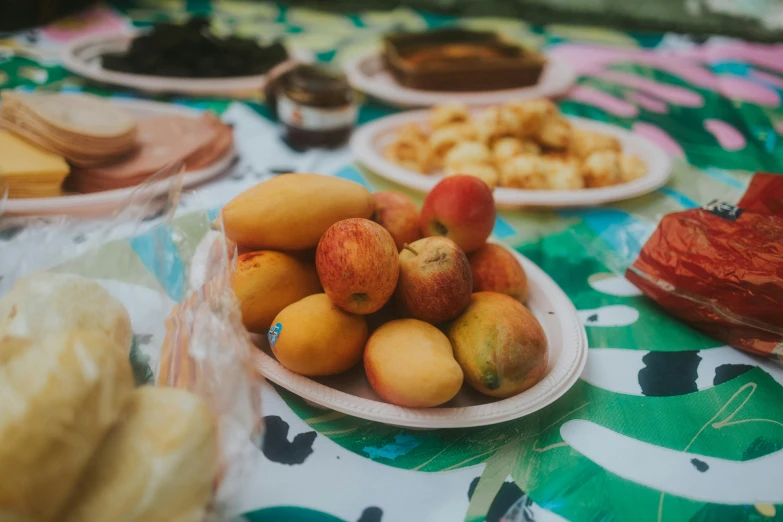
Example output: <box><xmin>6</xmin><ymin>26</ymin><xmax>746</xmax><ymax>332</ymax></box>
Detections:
<box><xmin>626</xmin><ymin>173</ymin><xmax>783</xmax><ymax>362</ymax></box>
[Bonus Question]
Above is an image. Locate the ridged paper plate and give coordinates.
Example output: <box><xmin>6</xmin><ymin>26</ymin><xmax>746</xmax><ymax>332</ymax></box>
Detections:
<box><xmin>253</xmin><ymin>242</ymin><xmax>587</xmax><ymax>429</ymax></box>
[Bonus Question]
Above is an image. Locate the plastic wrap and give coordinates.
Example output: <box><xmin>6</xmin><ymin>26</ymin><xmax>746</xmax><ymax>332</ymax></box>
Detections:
<box><xmin>0</xmin><ymin>163</ymin><xmax>262</xmax><ymax>521</ymax></box>
<box><xmin>625</xmin><ymin>172</ymin><xmax>783</xmax><ymax>361</ymax></box>
<box><xmin>158</xmin><ymin>226</ymin><xmax>263</xmax><ymax>520</ymax></box>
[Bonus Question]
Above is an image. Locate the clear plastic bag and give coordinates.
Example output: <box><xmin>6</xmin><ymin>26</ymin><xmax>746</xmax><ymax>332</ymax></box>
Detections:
<box><xmin>0</xmin><ymin>164</ymin><xmax>262</xmax><ymax>521</ymax></box>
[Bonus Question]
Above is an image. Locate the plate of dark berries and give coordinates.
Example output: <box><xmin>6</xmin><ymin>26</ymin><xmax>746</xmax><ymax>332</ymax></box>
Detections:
<box><xmin>61</xmin><ymin>17</ymin><xmax>299</xmax><ymax>96</ymax></box>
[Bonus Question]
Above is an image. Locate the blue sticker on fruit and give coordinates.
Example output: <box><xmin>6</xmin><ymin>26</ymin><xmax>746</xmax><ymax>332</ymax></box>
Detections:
<box><xmin>268</xmin><ymin>322</ymin><xmax>282</xmax><ymax>347</ymax></box>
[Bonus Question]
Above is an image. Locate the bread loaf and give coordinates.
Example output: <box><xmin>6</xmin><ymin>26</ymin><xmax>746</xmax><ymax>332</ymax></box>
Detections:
<box><xmin>61</xmin><ymin>386</ymin><xmax>218</xmax><ymax>522</ymax></box>
<box><xmin>0</xmin><ymin>273</ymin><xmax>133</xmax><ymax>352</ymax></box>
<box><xmin>0</xmin><ymin>330</ymin><xmax>134</xmax><ymax>521</ymax></box>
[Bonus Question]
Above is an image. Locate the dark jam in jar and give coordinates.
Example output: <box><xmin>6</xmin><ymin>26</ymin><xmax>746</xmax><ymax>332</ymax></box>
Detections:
<box><xmin>276</xmin><ymin>64</ymin><xmax>357</xmax><ymax>149</ymax></box>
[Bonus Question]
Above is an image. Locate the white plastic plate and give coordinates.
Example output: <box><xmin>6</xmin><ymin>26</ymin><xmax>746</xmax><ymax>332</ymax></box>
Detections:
<box><xmin>61</xmin><ymin>31</ymin><xmax>299</xmax><ymax>96</ymax></box>
<box><xmin>253</xmin><ymin>242</ymin><xmax>587</xmax><ymax>429</ymax></box>
<box><xmin>2</xmin><ymin>97</ymin><xmax>236</xmax><ymax>216</ymax></box>
<box><xmin>350</xmin><ymin>109</ymin><xmax>672</xmax><ymax>208</ymax></box>
<box><xmin>344</xmin><ymin>53</ymin><xmax>577</xmax><ymax>108</ymax></box>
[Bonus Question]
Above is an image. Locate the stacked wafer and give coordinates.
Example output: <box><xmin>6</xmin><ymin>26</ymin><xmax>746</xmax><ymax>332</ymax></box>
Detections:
<box><xmin>0</xmin><ymin>130</ymin><xmax>70</xmax><ymax>198</ymax></box>
<box><xmin>0</xmin><ymin>91</ymin><xmax>138</xmax><ymax>167</ymax></box>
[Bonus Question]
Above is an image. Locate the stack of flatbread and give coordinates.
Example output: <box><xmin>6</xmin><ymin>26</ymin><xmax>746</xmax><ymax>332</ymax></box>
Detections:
<box><xmin>68</xmin><ymin>113</ymin><xmax>233</xmax><ymax>194</ymax></box>
<box><xmin>0</xmin><ymin>91</ymin><xmax>138</xmax><ymax>167</ymax></box>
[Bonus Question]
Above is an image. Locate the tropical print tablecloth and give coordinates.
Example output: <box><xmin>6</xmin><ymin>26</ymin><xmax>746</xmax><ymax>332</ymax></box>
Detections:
<box><xmin>1</xmin><ymin>3</ymin><xmax>782</xmax><ymax>522</ymax></box>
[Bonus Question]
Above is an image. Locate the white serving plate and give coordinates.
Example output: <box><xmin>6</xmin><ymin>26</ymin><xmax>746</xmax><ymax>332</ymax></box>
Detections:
<box><xmin>2</xmin><ymin>97</ymin><xmax>237</xmax><ymax>216</ymax></box>
<box><xmin>350</xmin><ymin>110</ymin><xmax>672</xmax><ymax>208</ymax></box>
<box><xmin>61</xmin><ymin>31</ymin><xmax>299</xmax><ymax>97</ymax></box>
<box><xmin>253</xmin><ymin>242</ymin><xmax>587</xmax><ymax>429</ymax></box>
<box><xmin>344</xmin><ymin>53</ymin><xmax>577</xmax><ymax>108</ymax></box>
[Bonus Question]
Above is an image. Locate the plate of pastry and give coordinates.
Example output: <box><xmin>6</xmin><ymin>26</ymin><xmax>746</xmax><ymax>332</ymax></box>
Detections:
<box><xmin>0</xmin><ymin>91</ymin><xmax>236</xmax><ymax>215</ymax></box>
<box><xmin>344</xmin><ymin>28</ymin><xmax>576</xmax><ymax>107</ymax></box>
<box><xmin>61</xmin><ymin>17</ymin><xmax>295</xmax><ymax>96</ymax></box>
<box><xmin>350</xmin><ymin>99</ymin><xmax>672</xmax><ymax>208</ymax></box>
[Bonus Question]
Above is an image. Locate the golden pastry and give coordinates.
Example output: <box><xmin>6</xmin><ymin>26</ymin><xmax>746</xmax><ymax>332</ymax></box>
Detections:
<box><xmin>384</xmin><ymin>138</ymin><xmax>431</xmax><ymax>173</ymax></box>
<box><xmin>430</xmin><ymin>102</ymin><xmax>469</xmax><ymax>129</ymax></box>
<box><xmin>428</xmin><ymin>122</ymin><xmax>477</xmax><ymax>168</ymax></box>
<box><xmin>61</xmin><ymin>386</ymin><xmax>218</xmax><ymax>522</ymax></box>
<box><xmin>499</xmin><ymin>154</ymin><xmax>550</xmax><ymax>190</ymax></box>
<box><xmin>492</xmin><ymin>137</ymin><xmax>541</xmax><ymax>164</ymax></box>
<box><xmin>444</xmin><ymin>162</ymin><xmax>499</xmax><ymax>190</ymax></box>
<box><xmin>536</xmin><ymin>116</ymin><xmax>572</xmax><ymax>149</ymax></box>
<box><xmin>474</xmin><ymin>106</ymin><xmax>523</xmax><ymax>144</ymax></box>
<box><xmin>504</xmin><ymin>98</ymin><xmax>557</xmax><ymax>137</ymax></box>
<box><xmin>443</xmin><ymin>141</ymin><xmax>492</xmax><ymax>169</ymax></box>
<box><xmin>620</xmin><ymin>153</ymin><xmax>648</xmax><ymax>182</ymax></box>
<box><xmin>569</xmin><ymin>128</ymin><xmax>621</xmax><ymax>159</ymax></box>
<box><xmin>0</xmin><ymin>272</ymin><xmax>133</xmax><ymax>352</ymax></box>
<box><xmin>583</xmin><ymin>150</ymin><xmax>624</xmax><ymax>187</ymax></box>
<box><xmin>544</xmin><ymin>158</ymin><xmax>585</xmax><ymax>190</ymax></box>
<box><xmin>0</xmin><ymin>330</ymin><xmax>134</xmax><ymax>522</ymax></box>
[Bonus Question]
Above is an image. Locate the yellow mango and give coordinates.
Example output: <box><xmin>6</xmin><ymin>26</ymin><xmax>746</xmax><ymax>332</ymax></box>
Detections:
<box><xmin>364</xmin><ymin>319</ymin><xmax>463</xmax><ymax>408</ymax></box>
<box><xmin>447</xmin><ymin>292</ymin><xmax>548</xmax><ymax>398</ymax></box>
<box><xmin>233</xmin><ymin>250</ymin><xmax>322</xmax><ymax>334</ymax></box>
<box><xmin>269</xmin><ymin>294</ymin><xmax>368</xmax><ymax>376</ymax></box>
<box><xmin>222</xmin><ymin>174</ymin><xmax>374</xmax><ymax>250</ymax></box>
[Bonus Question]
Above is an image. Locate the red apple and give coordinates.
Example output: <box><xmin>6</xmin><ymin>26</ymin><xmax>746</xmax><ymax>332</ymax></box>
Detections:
<box><xmin>316</xmin><ymin>218</ymin><xmax>399</xmax><ymax>314</ymax></box>
<box><xmin>420</xmin><ymin>175</ymin><xmax>495</xmax><ymax>253</ymax></box>
<box><xmin>371</xmin><ymin>191</ymin><xmax>422</xmax><ymax>251</ymax></box>
<box><xmin>395</xmin><ymin>236</ymin><xmax>472</xmax><ymax>324</ymax></box>
<box><xmin>469</xmin><ymin>243</ymin><xmax>529</xmax><ymax>302</ymax></box>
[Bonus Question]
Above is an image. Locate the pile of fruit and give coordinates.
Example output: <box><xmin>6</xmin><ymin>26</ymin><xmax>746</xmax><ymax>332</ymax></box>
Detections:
<box><xmin>221</xmin><ymin>173</ymin><xmax>548</xmax><ymax>407</ymax></box>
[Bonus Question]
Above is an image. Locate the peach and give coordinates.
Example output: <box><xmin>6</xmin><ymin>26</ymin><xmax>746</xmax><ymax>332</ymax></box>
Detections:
<box><xmin>364</xmin><ymin>319</ymin><xmax>463</xmax><ymax>407</ymax></box>
<box><xmin>469</xmin><ymin>243</ymin><xmax>529</xmax><ymax>302</ymax></box>
<box><xmin>371</xmin><ymin>191</ymin><xmax>422</xmax><ymax>251</ymax></box>
<box><xmin>315</xmin><ymin>218</ymin><xmax>399</xmax><ymax>314</ymax></box>
<box><xmin>420</xmin><ymin>175</ymin><xmax>495</xmax><ymax>253</ymax></box>
<box><xmin>447</xmin><ymin>292</ymin><xmax>548</xmax><ymax>398</ymax></box>
<box><xmin>395</xmin><ymin>237</ymin><xmax>472</xmax><ymax>324</ymax></box>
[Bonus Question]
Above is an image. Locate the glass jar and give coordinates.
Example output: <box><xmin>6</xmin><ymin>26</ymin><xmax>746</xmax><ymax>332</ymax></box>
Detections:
<box><xmin>275</xmin><ymin>64</ymin><xmax>357</xmax><ymax>149</ymax></box>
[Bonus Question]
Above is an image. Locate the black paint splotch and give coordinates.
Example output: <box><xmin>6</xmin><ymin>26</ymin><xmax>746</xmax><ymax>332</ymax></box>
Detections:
<box><xmin>743</xmin><ymin>436</ymin><xmax>783</xmax><ymax>460</ymax></box>
<box><xmin>586</xmin><ymin>314</ymin><xmax>598</xmax><ymax>323</ymax></box>
<box><xmin>468</xmin><ymin>477</ymin><xmax>527</xmax><ymax>522</ymax></box>
<box><xmin>690</xmin><ymin>458</ymin><xmax>709</xmax><ymax>472</ymax></box>
<box><xmin>357</xmin><ymin>507</ymin><xmax>383</xmax><ymax>522</ymax></box>
<box><xmin>468</xmin><ymin>477</ymin><xmax>480</xmax><ymax>500</ymax></box>
<box><xmin>639</xmin><ymin>351</ymin><xmax>701</xmax><ymax>396</ymax></box>
<box><xmin>261</xmin><ymin>415</ymin><xmax>317</xmax><ymax>465</ymax></box>
<box><xmin>713</xmin><ymin>364</ymin><xmax>755</xmax><ymax>386</ymax></box>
